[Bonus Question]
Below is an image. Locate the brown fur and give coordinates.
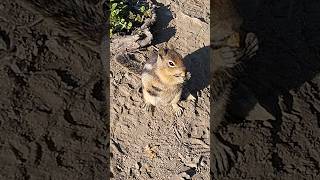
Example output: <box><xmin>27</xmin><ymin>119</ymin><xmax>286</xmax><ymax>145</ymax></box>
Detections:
<box><xmin>141</xmin><ymin>46</ymin><xmax>189</xmax><ymax>116</ymax></box>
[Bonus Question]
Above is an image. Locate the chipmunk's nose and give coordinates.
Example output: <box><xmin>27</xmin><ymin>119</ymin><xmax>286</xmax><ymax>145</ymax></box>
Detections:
<box><xmin>174</xmin><ymin>67</ymin><xmax>187</xmax><ymax>78</ymax></box>
<box><xmin>175</xmin><ymin>72</ymin><xmax>185</xmax><ymax>78</ymax></box>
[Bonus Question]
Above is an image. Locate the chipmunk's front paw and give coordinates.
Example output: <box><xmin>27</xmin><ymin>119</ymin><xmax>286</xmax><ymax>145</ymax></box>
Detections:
<box><xmin>213</xmin><ymin>47</ymin><xmax>242</xmax><ymax>72</ymax></box>
<box><xmin>186</xmin><ymin>94</ymin><xmax>196</xmax><ymax>102</ymax></box>
<box><xmin>172</xmin><ymin>104</ymin><xmax>183</xmax><ymax>117</ymax></box>
<box><xmin>244</xmin><ymin>32</ymin><xmax>259</xmax><ymax>58</ymax></box>
<box><xmin>220</xmin><ymin>47</ymin><xmax>244</xmax><ymax>65</ymax></box>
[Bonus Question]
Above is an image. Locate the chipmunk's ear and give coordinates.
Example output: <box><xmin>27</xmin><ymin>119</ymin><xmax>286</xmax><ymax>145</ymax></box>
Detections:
<box><xmin>158</xmin><ymin>46</ymin><xmax>169</xmax><ymax>60</ymax></box>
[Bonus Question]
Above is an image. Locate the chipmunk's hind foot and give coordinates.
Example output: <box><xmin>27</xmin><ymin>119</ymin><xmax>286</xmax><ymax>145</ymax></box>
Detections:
<box><xmin>211</xmin><ymin>135</ymin><xmax>236</xmax><ymax>178</ymax></box>
<box><xmin>142</xmin><ymin>103</ymin><xmax>155</xmax><ymax>115</ymax></box>
<box><xmin>172</xmin><ymin>103</ymin><xmax>183</xmax><ymax>117</ymax></box>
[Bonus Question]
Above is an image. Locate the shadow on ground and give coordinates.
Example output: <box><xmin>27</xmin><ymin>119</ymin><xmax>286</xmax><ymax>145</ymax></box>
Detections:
<box><xmin>182</xmin><ymin>46</ymin><xmax>210</xmax><ymax>100</ymax></box>
<box><xmin>221</xmin><ymin>0</ymin><xmax>320</xmax><ymax>178</ymax></box>
<box><xmin>230</xmin><ymin>0</ymin><xmax>320</xmax><ymax>128</ymax></box>
<box><xmin>150</xmin><ymin>1</ymin><xmax>176</xmax><ymax>44</ymax></box>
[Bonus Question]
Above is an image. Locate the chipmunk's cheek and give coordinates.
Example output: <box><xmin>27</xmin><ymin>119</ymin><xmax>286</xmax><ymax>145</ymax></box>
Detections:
<box><xmin>174</xmin><ymin>72</ymin><xmax>184</xmax><ymax>78</ymax></box>
<box><xmin>175</xmin><ymin>77</ymin><xmax>184</xmax><ymax>84</ymax></box>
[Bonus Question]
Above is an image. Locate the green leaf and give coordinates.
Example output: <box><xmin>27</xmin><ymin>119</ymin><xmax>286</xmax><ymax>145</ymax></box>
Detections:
<box><xmin>111</xmin><ymin>3</ymin><xmax>117</xmax><ymax>10</ymax></box>
<box><xmin>121</xmin><ymin>21</ymin><xmax>127</xmax><ymax>29</ymax></box>
<box><xmin>135</xmin><ymin>14</ymin><xmax>142</xmax><ymax>22</ymax></box>
<box><xmin>140</xmin><ymin>6</ymin><xmax>145</xmax><ymax>12</ymax></box>
<box><xmin>129</xmin><ymin>11</ymin><xmax>135</xmax><ymax>19</ymax></box>
<box><xmin>115</xmin><ymin>9</ymin><xmax>120</xmax><ymax>15</ymax></box>
<box><xmin>110</xmin><ymin>28</ymin><xmax>113</xmax><ymax>37</ymax></box>
<box><xmin>108</xmin><ymin>0</ymin><xmax>151</xmax><ymax>35</ymax></box>
<box><xmin>144</xmin><ymin>9</ymin><xmax>152</xmax><ymax>17</ymax></box>
<box><xmin>126</xmin><ymin>22</ymin><xmax>132</xmax><ymax>29</ymax></box>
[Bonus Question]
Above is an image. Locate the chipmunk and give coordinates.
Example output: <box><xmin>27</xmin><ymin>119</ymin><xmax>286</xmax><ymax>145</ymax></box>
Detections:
<box><xmin>115</xmin><ymin>45</ymin><xmax>193</xmax><ymax>117</ymax></box>
<box><xmin>210</xmin><ymin>0</ymin><xmax>259</xmax><ymax>178</ymax></box>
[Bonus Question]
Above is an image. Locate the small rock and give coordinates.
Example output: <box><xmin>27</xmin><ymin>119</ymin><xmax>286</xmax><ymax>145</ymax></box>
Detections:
<box><xmin>262</xmin><ymin>121</ymin><xmax>273</xmax><ymax>128</ymax></box>
<box><xmin>246</xmin><ymin>102</ymin><xmax>275</xmax><ymax>121</ymax></box>
<box><xmin>144</xmin><ymin>145</ymin><xmax>157</xmax><ymax>160</ymax></box>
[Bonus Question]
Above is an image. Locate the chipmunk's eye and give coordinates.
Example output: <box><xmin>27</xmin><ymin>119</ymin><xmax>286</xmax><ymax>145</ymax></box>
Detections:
<box><xmin>168</xmin><ymin>60</ymin><xmax>175</xmax><ymax>67</ymax></box>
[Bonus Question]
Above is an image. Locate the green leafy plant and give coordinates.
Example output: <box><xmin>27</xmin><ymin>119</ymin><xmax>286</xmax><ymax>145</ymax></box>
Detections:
<box><xmin>109</xmin><ymin>0</ymin><xmax>152</xmax><ymax>37</ymax></box>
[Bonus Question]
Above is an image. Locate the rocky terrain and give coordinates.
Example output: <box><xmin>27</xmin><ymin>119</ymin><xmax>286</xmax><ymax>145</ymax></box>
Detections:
<box><xmin>0</xmin><ymin>0</ymin><xmax>108</xmax><ymax>179</ymax></box>
<box><xmin>0</xmin><ymin>0</ymin><xmax>320</xmax><ymax>179</ymax></box>
<box><xmin>111</xmin><ymin>0</ymin><xmax>320</xmax><ymax>179</ymax></box>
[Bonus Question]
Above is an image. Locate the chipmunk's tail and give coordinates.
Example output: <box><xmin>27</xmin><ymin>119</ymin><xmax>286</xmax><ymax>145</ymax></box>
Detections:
<box><xmin>114</xmin><ymin>53</ymin><xmax>144</xmax><ymax>75</ymax></box>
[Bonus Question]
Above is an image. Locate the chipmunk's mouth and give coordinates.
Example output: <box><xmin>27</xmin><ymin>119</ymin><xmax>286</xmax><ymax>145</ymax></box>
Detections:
<box><xmin>173</xmin><ymin>74</ymin><xmax>188</xmax><ymax>83</ymax></box>
<box><xmin>174</xmin><ymin>74</ymin><xmax>186</xmax><ymax>81</ymax></box>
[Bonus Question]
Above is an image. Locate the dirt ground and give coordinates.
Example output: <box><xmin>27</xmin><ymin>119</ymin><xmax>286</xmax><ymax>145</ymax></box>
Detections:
<box><xmin>222</xmin><ymin>1</ymin><xmax>320</xmax><ymax>179</ymax></box>
<box><xmin>1</xmin><ymin>0</ymin><xmax>320</xmax><ymax>179</ymax></box>
<box><xmin>0</xmin><ymin>0</ymin><xmax>108</xmax><ymax>179</ymax></box>
<box><xmin>110</xmin><ymin>0</ymin><xmax>210</xmax><ymax>179</ymax></box>
<box><xmin>111</xmin><ymin>0</ymin><xmax>320</xmax><ymax>180</ymax></box>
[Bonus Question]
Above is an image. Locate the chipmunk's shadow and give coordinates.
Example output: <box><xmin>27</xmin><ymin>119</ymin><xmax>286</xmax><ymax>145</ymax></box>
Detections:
<box><xmin>182</xmin><ymin>46</ymin><xmax>210</xmax><ymax>99</ymax></box>
<box><xmin>226</xmin><ymin>0</ymin><xmax>320</xmax><ymax>133</ymax></box>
